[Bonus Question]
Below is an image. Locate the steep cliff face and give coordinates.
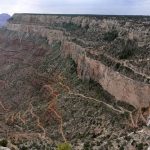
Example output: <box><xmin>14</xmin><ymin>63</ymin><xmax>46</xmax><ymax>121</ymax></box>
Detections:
<box><xmin>62</xmin><ymin>41</ymin><xmax>150</xmax><ymax>108</ymax></box>
<box><xmin>6</xmin><ymin>23</ymin><xmax>65</xmax><ymax>45</ymax></box>
<box><xmin>6</xmin><ymin>14</ymin><xmax>150</xmax><ymax>108</ymax></box>
<box><xmin>8</xmin><ymin>13</ymin><xmax>150</xmax><ymax>45</ymax></box>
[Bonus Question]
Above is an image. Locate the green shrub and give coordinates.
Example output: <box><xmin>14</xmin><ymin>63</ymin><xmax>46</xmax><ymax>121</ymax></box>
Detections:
<box><xmin>51</xmin><ymin>41</ymin><xmax>61</xmax><ymax>51</ymax></box>
<box><xmin>119</xmin><ymin>39</ymin><xmax>137</xmax><ymax>59</ymax></box>
<box><xmin>136</xmin><ymin>143</ymin><xmax>144</xmax><ymax>150</ymax></box>
<box><xmin>84</xmin><ymin>141</ymin><xmax>92</xmax><ymax>150</ymax></box>
<box><xmin>104</xmin><ymin>30</ymin><xmax>118</xmax><ymax>42</ymax></box>
<box><xmin>62</xmin><ymin>23</ymin><xmax>80</xmax><ymax>31</ymax></box>
<box><xmin>68</xmin><ymin>58</ymin><xmax>77</xmax><ymax>74</ymax></box>
<box><xmin>20</xmin><ymin>146</ymin><xmax>28</xmax><ymax>150</ymax></box>
<box><xmin>57</xmin><ymin>143</ymin><xmax>72</xmax><ymax>150</ymax></box>
<box><xmin>0</xmin><ymin>139</ymin><xmax>8</xmax><ymax>147</ymax></box>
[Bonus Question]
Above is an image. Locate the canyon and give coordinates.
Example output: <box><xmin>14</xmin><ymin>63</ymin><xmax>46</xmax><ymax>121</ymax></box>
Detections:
<box><xmin>0</xmin><ymin>14</ymin><xmax>150</xmax><ymax>149</ymax></box>
<box><xmin>6</xmin><ymin>14</ymin><xmax>150</xmax><ymax>108</ymax></box>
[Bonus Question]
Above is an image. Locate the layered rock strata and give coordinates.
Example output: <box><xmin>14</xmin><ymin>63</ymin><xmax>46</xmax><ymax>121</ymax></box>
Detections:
<box><xmin>6</xmin><ymin>14</ymin><xmax>150</xmax><ymax>108</ymax></box>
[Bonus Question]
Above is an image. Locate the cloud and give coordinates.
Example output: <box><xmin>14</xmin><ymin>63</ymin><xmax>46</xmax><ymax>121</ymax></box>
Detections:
<box><xmin>0</xmin><ymin>0</ymin><xmax>150</xmax><ymax>15</ymax></box>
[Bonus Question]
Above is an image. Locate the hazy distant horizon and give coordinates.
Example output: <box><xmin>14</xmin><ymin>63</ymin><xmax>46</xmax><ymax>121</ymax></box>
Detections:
<box><xmin>4</xmin><ymin>13</ymin><xmax>150</xmax><ymax>17</ymax></box>
<box><xmin>1</xmin><ymin>0</ymin><xmax>150</xmax><ymax>16</ymax></box>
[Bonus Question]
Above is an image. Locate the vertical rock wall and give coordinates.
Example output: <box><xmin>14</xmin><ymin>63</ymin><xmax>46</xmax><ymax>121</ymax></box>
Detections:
<box><xmin>62</xmin><ymin>42</ymin><xmax>150</xmax><ymax>108</ymax></box>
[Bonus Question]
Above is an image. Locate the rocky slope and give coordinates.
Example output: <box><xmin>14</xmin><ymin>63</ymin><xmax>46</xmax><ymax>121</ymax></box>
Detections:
<box><xmin>6</xmin><ymin>14</ymin><xmax>150</xmax><ymax>108</ymax></box>
<box><xmin>0</xmin><ymin>14</ymin><xmax>150</xmax><ymax>149</ymax></box>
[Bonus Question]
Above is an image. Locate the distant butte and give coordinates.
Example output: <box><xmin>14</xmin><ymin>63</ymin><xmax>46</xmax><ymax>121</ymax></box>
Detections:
<box><xmin>0</xmin><ymin>13</ymin><xmax>11</xmax><ymax>27</ymax></box>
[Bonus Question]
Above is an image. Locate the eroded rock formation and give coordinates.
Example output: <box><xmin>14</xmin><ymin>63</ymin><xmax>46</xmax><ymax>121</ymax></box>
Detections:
<box><xmin>0</xmin><ymin>14</ymin><xmax>150</xmax><ymax>149</ymax></box>
<box><xmin>5</xmin><ymin>14</ymin><xmax>150</xmax><ymax>108</ymax></box>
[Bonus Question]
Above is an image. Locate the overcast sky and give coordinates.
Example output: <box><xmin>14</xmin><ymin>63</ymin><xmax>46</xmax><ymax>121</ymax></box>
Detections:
<box><xmin>0</xmin><ymin>0</ymin><xmax>150</xmax><ymax>16</ymax></box>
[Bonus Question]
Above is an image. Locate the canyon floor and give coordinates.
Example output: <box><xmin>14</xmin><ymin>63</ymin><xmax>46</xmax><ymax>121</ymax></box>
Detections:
<box><xmin>0</xmin><ymin>14</ymin><xmax>150</xmax><ymax>150</ymax></box>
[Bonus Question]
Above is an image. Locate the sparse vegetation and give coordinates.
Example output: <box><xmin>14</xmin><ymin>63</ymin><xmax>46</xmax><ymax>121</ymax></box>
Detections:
<box><xmin>62</xmin><ymin>23</ymin><xmax>80</xmax><ymax>31</ymax></box>
<box><xmin>0</xmin><ymin>16</ymin><xmax>149</xmax><ymax>150</ymax></box>
<box><xmin>119</xmin><ymin>39</ymin><xmax>138</xmax><ymax>59</ymax></box>
<box><xmin>0</xmin><ymin>139</ymin><xmax>8</xmax><ymax>147</ymax></box>
<box><xmin>136</xmin><ymin>143</ymin><xmax>144</xmax><ymax>150</ymax></box>
<box><xmin>84</xmin><ymin>141</ymin><xmax>92</xmax><ymax>150</ymax></box>
<box><xmin>57</xmin><ymin>143</ymin><xmax>72</xmax><ymax>150</ymax></box>
<box><xmin>51</xmin><ymin>40</ymin><xmax>61</xmax><ymax>51</ymax></box>
<box><xmin>20</xmin><ymin>146</ymin><xmax>28</xmax><ymax>150</ymax></box>
<box><xmin>104</xmin><ymin>29</ymin><xmax>118</xmax><ymax>42</ymax></box>
<box><xmin>39</xmin><ymin>40</ymin><xmax>61</xmax><ymax>72</ymax></box>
